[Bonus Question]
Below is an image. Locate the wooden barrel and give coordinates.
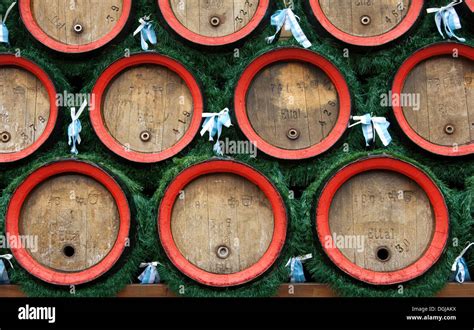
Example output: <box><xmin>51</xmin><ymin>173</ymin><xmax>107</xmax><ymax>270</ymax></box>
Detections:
<box><xmin>316</xmin><ymin>156</ymin><xmax>449</xmax><ymax>285</ymax></box>
<box><xmin>157</xmin><ymin>0</ymin><xmax>270</xmax><ymax>47</ymax></box>
<box><xmin>234</xmin><ymin>48</ymin><xmax>351</xmax><ymax>160</ymax></box>
<box><xmin>307</xmin><ymin>0</ymin><xmax>424</xmax><ymax>47</ymax></box>
<box><xmin>0</xmin><ymin>55</ymin><xmax>58</xmax><ymax>163</ymax></box>
<box><xmin>158</xmin><ymin>160</ymin><xmax>287</xmax><ymax>287</ymax></box>
<box><xmin>5</xmin><ymin>160</ymin><xmax>131</xmax><ymax>286</ymax></box>
<box><xmin>91</xmin><ymin>53</ymin><xmax>204</xmax><ymax>163</ymax></box>
<box><xmin>392</xmin><ymin>43</ymin><xmax>474</xmax><ymax>157</ymax></box>
<box><xmin>19</xmin><ymin>0</ymin><xmax>133</xmax><ymax>54</ymax></box>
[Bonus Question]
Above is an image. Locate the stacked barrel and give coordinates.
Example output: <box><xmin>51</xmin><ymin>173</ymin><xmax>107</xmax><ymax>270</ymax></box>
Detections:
<box><xmin>0</xmin><ymin>0</ymin><xmax>472</xmax><ymax>297</ymax></box>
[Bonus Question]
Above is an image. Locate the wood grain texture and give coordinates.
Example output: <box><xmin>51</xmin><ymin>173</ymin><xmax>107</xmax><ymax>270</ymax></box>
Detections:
<box><xmin>171</xmin><ymin>173</ymin><xmax>274</xmax><ymax>274</ymax></box>
<box><xmin>2</xmin><ymin>283</ymin><xmax>474</xmax><ymax>297</ymax></box>
<box><xmin>31</xmin><ymin>0</ymin><xmax>124</xmax><ymax>46</ymax></box>
<box><xmin>328</xmin><ymin>170</ymin><xmax>435</xmax><ymax>272</ymax></box>
<box><xmin>19</xmin><ymin>174</ymin><xmax>120</xmax><ymax>272</ymax></box>
<box><xmin>319</xmin><ymin>0</ymin><xmax>410</xmax><ymax>37</ymax></box>
<box><xmin>170</xmin><ymin>0</ymin><xmax>259</xmax><ymax>37</ymax></box>
<box><xmin>0</xmin><ymin>67</ymin><xmax>50</xmax><ymax>154</ymax></box>
<box><xmin>102</xmin><ymin>65</ymin><xmax>193</xmax><ymax>153</ymax></box>
<box><xmin>246</xmin><ymin>61</ymin><xmax>339</xmax><ymax>150</ymax></box>
<box><xmin>402</xmin><ymin>56</ymin><xmax>474</xmax><ymax>147</ymax></box>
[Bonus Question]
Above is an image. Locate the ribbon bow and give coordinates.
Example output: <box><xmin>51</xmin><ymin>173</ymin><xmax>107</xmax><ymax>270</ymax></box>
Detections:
<box><xmin>0</xmin><ymin>254</ymin><xmax>13</xmax><ymax>284</ymax></box>
<box><xmin>68</xmin><ymin>99</ymin><xmax>87</xmax><ymax>155</ymax></box>
<box><xmin>349</xmin><ymin>114</ymin><xmax>392</xmax><ymax>147</ymax></box>
<box><xmin>427</xmin><ymin>0</ymin><xmax>466</xmax><ymax>42</ymax></box>
<box><xmin>0</xmin><ymin>2</ymin><xmax>16</xmax><ymax>45</ymax></box>
<box><xmin>138</xmin><ymin>261</ymin><xmax>162</xmax><ymax>284</ymax></box>
<box><xmin>266</xmin><ymin>8</ymin><xmax>312</xmax><ymax>49</ymax></box>
<box><xmin>285</xmin><ymin>254</ymin><xmax>312</xmax><ymax>283</ymax></box>
<box><xmin>133</xmin><ymin>15</ymin><xmax>157</xmax><ymax>51</ymax></box>
<box><xmin>200</xmin><ymin>108</ymin><xmax>232</xmax><ymax>156</ymax></box>
<box><xmin>451</xmin><ymin>242</ymin><xmax>474</xmax><ymax>283</ymax></box>
<box><xmin>0</xmin><ymin>254</ymin><xmax>13</xmax><ymax>269</ymax></box>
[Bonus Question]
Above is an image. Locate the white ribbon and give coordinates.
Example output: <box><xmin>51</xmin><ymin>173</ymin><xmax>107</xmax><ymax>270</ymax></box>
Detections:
<box><xmin>266</xmin><ymin>8</ymin><xmax>312</xmax><ymax>49</ymax></box>
<box><xmin>0</xmin><ymin>2</ymin><xmax>16</xmax><ymax>44</ymax></box>
<box><xmin>138</xmin><ymin>261</ymin><xmax>162</xmax><ymax>284</ymax></box>
<box><xmin>133</xmin><ymin>15</ymin><xmax>157</xmax><ymax>51</ymax></box>
<box><xmin>349</xmin><ymin>114</ymin><xmax>392</xmax><ymax>147</ymax></box>
<box><xmin>451</xmin><ymin>242</ymin><xmax>474</xmax><ymax>283</ymax></box>
<box><xmin>0</xmin><ymin>254</ymin><xmax>13</xmax><ymax>269</ymax></box>
<box><xmin>68</xmin><ymin>99</ymin><xmax>87</xmax><ymax>155</ymax></box>
<box><xmin>427</xmin><ymin>0</ymin><xmax>466</xmax><ymax>42</ymax></box>
<box><xmin>200</xmin><ymin>108</ymin><xmax>232</xmax><ymax>156</ymax></box>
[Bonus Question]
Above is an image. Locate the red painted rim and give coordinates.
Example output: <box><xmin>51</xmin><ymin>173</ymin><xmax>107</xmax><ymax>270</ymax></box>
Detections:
<box><xmin>19</xmin><ymin>0</ymin><xmax>132</xmax><ymax>54</ymax></box>
<box><xmin>0</xmin><ymin>55</ymin><xmax>57</xmax><ymax>163</ymax></box>
<box><xmin>466</xmin><ymin>0</ymin><xmax>474</xmax><ymax>12</ymax></box>
<box><xmin>158</xmin><ymin>160</ymin><xmax>287</xmax><ymax>287</ymax></box>
<box><xmin>316</xmin><ymin>156</ymin><xmax>449</xmax><ymax>285</ymax></box>
<box><xmin>234</xmin><ymin>47</ymin><xmax>351</xmax><ymax>160</ymax></box>
<box><xmin>392</xmin><ymin>42</ymin><xmax>474</xmax><ymax>156</ymax></box>
<box><xmin>308</xmin><ymin>0</ymin><xmax>424</xmax><ymax>47</ymax></box>
<box><xmin>91</xmin><ymin>53</ymin><xmax>204</xmax><ymax>163</ymax></box>
<box><xmin>158</xmin><ymin>0</ymin><xmax>270</xmax><ymax>46</ymax></box>
<box><xmin>5</xmin><ymin>160</ymin><xmax>131</xmax><ymax>286</ymax></box>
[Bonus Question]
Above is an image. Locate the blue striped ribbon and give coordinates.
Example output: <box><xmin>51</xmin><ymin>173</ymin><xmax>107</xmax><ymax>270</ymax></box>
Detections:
<box><xmin>427</xmin><ymin>1</ymin><xmax>466</xmax><ymax>42</ymax></box>
<box><xmin>200</xmin><ymin>108</ymin><xmax>232</xmax><ymax>156</ymax></box>
<box><xmin>133</xmin><ymin>15</ymin><xmax>157</xmax><ymax>51</ymax></box>
<box><xmin>266</xmin><ymin>8</ymin><xmax>311</xmax><ymax>49</ymax></box>
<box><xmin>0</xmin><ymin>254</ymin><xmax>13</xmax><ymax>285</ymax></box>
<box><xmin>451</xmin><ymin>242</ymin><xmax>474</xmax><ymax>283</ymax></box>
<box><xmin>349</xmin><ymin>114</ymin><xmax>392</xmax><ymax>147</ymax></box>
<box><xmin>68</xmin><ymin>100</ymin><xmax>87</xmax><ymax>155</ymax></box>
<box><xmin>138</xmin><ymin>262</ymin><xmax>161</xmax><ymax>284</ymax></box>
<box><xmin>0</xmin><ymin>2</ymin><xmax>17</xmax><ymax>45</ymax></box>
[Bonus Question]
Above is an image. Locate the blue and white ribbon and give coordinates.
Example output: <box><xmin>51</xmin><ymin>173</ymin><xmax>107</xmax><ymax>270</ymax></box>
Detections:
<box><xmin>285</xmin><ymin>254</ymin><xmax>312</xmax><ymax>283</ymax></box>
<box><xmin>451</xmin><ymin>242</ymin><xmax>474</xmax><ymax>283</ymax></box>
<box><xmin>427</xmin><ymin>0</ymin><xmax>466</xmax><ymax>42</ymax></box>
<box><xmin>0</xmin><ymin>254</ymin><xmax>13</xmax><ymax>284</ymax></box>
<box><xmin>349</xmin><ymin>114</ymin><xmax>392</xmax><ymax>147</ymax></box>
<box><xmin>138</xmin><ymin>261</ymin><xmax>162</xmax><ymax>284</ymax></box>
<box><xmin>266</xmin><ymin>8</ymin><xmax>312</xmax><ymax>49</ymax></box>
<box><xmin>133</xmin><ymin>15</ymin><xmax>157</xmax><ymax>51</ymax></box>
<box><xmin>68</xmin><ymin>99</ymin><xmax>87</xmax><ymax>155</ymax></box>
<box><xmin>200</xmin><ymin>108</ymin><xmax>232</xmax><ymax>156</ymax></box>
<box><xmin>0</xmin><ymin>2</ymin><xmax>17</xmax><ymax>45</ymax></box>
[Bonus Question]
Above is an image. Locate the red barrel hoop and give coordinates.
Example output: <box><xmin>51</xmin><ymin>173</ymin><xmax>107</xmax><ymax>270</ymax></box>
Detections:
<box><xmin>0</xmin><ymin>55</ymin><xmax>58</xmax><ymax>163</ymax></box>
<box><xmin>158</xmin><ymin>160</ymin><xmax>287</xmax><ymax>287</ymax></box>
<box><xmin>234</xmin><ymin>47</ymin><xmax>351</xmax><ymax>160</ymax></box>
<box><xmin>5</xmin><ymin>160</ymin><xmax>131</xmax><ymax>286</ymax></box>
